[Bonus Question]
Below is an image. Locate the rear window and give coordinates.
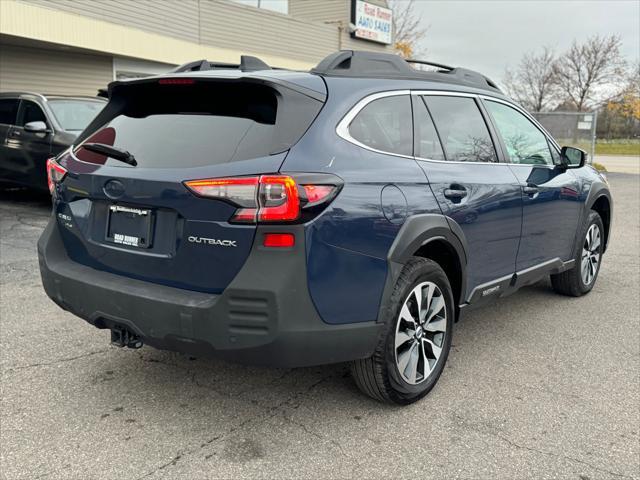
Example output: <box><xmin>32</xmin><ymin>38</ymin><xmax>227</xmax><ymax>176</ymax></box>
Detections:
<box><xmin>48</xmin><ymin>99</ymin><xmax>105</xmax><ymax>131</ymax></box>
<box><xmin>74</xmin><ymin>81</ymin><xmax>322</xmax><ymax>168</ymax></box>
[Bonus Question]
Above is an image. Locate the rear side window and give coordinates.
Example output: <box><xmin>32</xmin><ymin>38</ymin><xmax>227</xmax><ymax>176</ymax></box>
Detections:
<box><xmin>413</xmin><ymin>96</ymin><xmax>445</xmax><ymax>160</ymax></box>
<box><xmin>74</xmin><ymin>81</ymin><xmax>322</xmax><ymax>168</ymax></box>
<box><xmin>19</xmin><ymin>101</ymin><xmax>47</xmax><ymax>126</ymax></box>
<box><xmin>348</xmin><ymin>95</ymin><xmax>413</xmax><ymax>156</ymax></box>
<box><xmin>424</xmin><ymin>96</ymin><xmax>497</xmax><ymax>163</ymax></box>
<box><xmin>0</xmin><ymin>99</ymin><xmax>19</xmax><ymax>125</ymax></box>
<box><xmin>484</xmin><ymin>100</ymin><xmax>553</xmax><ymax>165</ymax></box>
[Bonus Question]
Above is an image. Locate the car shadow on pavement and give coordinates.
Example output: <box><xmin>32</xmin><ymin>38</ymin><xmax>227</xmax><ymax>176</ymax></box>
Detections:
<box><xmin>84</xmin><ymin>278</ymin><xmax>560</xmax><ymax>413</ymax></box>
<box><xmin>0</xmin><ymin>187</ymin><xmax>51</xmax><ymax>210</ymax></box>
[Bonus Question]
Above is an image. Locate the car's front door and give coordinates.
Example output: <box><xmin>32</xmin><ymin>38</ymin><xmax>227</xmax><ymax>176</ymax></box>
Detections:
<box><xmin>0</xmin><ymin>98</ymin><xmax>20</xmax><ymax>183</ymax></box>
<box><xmin>413</xmin><ymin>93</ymin><xmax>523</xmax><ymax>303</ymax></box>
<box><xmin>482</xmin><ymin>99</ymin><xmax>582</xmax><ymax>271</ymax></box>
<box><xmin>8</xmin><ymin>99</ymin><xmax>53</xmax><ymax>189</ymax></box>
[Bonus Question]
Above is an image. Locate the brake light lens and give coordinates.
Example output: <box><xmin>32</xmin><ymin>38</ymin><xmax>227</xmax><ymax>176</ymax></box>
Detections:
<box><xmin>184</xmin><ymin>175</ymin><xmax>337</xmax><ymax>223</ymax></box>
<box><xmin>46</xmin><ymin>158</ymin><xmax>67</xmax><ymax>194</ymax></box>
<box><xmin>302</xmin><ymin>185</ymin><xmax>335</xmax><ymax>205</ymax></box>
<box><xmin>184</xmin><ymin>177</ymin><xmax>258</xmax><ymax>206</ymax></box>
<box><xmin>158</xmin><ymin>78</ymin><xmax>195</xmax><ymax>85</ymax></box>
<box><xmin>257</xmin><ymin>175</ymin><xmax>300</xmax><ymax>222</ymax></box>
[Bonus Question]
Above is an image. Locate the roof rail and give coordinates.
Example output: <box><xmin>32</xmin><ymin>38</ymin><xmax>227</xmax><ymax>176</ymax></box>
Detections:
<box><xmin>171</xmin><ymin>55</ymin><xmax>272</xmax><ymax>73</ymax></box>
<box><xmin>405</xmin><ymin>58</ymin><xmax>454</xmax><ymax>71</ymax></box>
<box><xmin>311</xmin><ymin>50</ymin><xmax>501</xmax><ymax>93</ymax></box>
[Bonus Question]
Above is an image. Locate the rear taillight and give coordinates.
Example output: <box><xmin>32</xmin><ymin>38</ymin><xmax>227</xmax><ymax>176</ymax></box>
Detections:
<box><xmin>46</xmin><ymin>158</ymin><xmax>67</xmax><ymax>194</ymax></box>
<box><xmin>257</xmin><ymin>175</ymin><xmax>300</xmax><ymax>222</ymax></box>
<box><xmin>302</xmin><ymin>185</ymin><xmax>335</xmax><ymax>205</ymax></box>
<box><xmin>184</xmin><ymin>175</ymin><xmax>337</xmax><ymax>224</ymax></box>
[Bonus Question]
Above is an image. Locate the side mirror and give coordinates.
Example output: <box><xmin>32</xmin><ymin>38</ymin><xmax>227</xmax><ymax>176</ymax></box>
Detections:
<box><xmin>560</xmin><ymin>146</ymin><xmax>586</xmax><ymax>169</ymax></box>
<box><xmin>24</xmin><ymin>121</ymin><xmax>49</xmax><ymax>134</ymax></box>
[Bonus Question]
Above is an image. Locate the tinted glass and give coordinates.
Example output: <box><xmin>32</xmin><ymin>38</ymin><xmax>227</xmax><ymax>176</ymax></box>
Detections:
<box><xmin>485</xmin><ymin>101</ymin><xmax>552</xmax><ymax>165</ymax></box>
<box><xmin>349</xmin><ymin>95</ymin><xmax>413</xmax><ymax>156</ymax></box>
<box><xmin>425</xmin><ymin>96</ymin><xmax>497</xmax><ymax>163</ymax></box>
<box><xmin>0</xmin><ymin>99</ymin><xmax>19</xmax><ymax>125</ymax></box>
<box><xmin>48</xmin><ymin>100</ymin><xmax>104</xmax><ymax>131</ymax></box>
<box><xmin>76</xmin><ymin>114</ymin><xmax>276</xmax><ymax>168</ymax></box>
<box><xmin>19</xmin><ymin>101</ymin><xmax>47</xmax><ymax>126</ymax></box>
<box><xmin>74</xmin><ymin>83</ymin><xmax>289</xmax><ymax>168</ymax></box>
<box><xmin>413</xmin><ymin>96</ymin><xmax>445</xmax><ymax>160</ymax></box>
<box><xmin>548</xmin><ymin>140</ymin><xmax>562</xmax><ymax>165</ymax></box>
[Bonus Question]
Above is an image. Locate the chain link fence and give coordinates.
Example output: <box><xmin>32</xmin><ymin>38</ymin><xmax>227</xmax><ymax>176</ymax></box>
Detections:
<box><xmin>532</xmin><ymin>111</ymin><xmax>598</xmax><ymax>163</ymax></box>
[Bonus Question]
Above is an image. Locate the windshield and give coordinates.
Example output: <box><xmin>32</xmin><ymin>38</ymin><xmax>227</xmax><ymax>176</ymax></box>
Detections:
<box><xmin>48</xmin><ymin>99</ymin><xmax>105</xmax><ymax>131</ymax></box>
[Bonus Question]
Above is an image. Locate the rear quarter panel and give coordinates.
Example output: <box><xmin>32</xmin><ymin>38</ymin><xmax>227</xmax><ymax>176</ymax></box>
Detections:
<box><xmin>283</xmin><ymin>79</ymin><xmax>442</xmax><ymax>324</ymax></box>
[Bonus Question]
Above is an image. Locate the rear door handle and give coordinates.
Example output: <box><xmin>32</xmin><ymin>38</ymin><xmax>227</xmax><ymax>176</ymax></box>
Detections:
<box><xmin>522</xmin><ymin>185</ymin><xmax>539</xmax><ymax>195</ymax></box>
<box><xmin>444</xmin><ymin>187</ymin><xmax>467</xmax><ymax>200</ymax></box>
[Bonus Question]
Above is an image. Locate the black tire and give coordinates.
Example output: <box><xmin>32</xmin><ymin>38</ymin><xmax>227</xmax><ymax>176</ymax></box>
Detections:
<box><xmin>350</xmin><ymin>257</ymin><xmax>454</xmax><ymax>405</ymax></box>
<box><xmin>551</xmin><ymin>210</ymin><xmax>604</xmax><ymax>297</ymax></box>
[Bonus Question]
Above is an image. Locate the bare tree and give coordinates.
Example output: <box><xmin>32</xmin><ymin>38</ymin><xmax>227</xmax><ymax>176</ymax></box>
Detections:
<box><xmin>503</xmin><ymin>46</ymin><xmax>559</xmax><ymax>112</ymax></box>
<box><xmin>388</xmin><ymin>0</ymin><xmax>428</xmax><ymax>58</ymax></box>
<box><xmin>554</xmin><ymin>35</ymin><xmax>627</xmax><ymax>111</ymax></box>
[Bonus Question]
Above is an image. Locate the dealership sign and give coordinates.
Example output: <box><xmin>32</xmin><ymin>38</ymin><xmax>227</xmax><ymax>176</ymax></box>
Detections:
<box><xmin>351</xmin><ymin>0</ymin><xmax>393</xmax><ymax>45</ymax></box>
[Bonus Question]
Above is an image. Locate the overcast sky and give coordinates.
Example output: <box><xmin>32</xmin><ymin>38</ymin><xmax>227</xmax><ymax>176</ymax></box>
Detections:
<box><xmin>410</xmin><ymin>0</ymin><xmax>640</xmax><ymax>83</ymax></box>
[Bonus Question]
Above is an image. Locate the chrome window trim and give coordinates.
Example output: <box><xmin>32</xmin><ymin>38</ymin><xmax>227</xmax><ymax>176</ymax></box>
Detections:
<box><xmin>412</xmin><ymin>91</ymin><xmax>501</xmax><ymax>166</ymax></box>
<box><xmin>336</xmin><ymin>89</ymin><xmax>562</xmax><ymax>166</ymax></box>
<box><xmin>336</xmin><ymin>90</ymin><xmax>414</xmax><ymax>160</ymax></box>
<box><xmin>479</xmin><ymin>95</ymin><xmax>562</xmax><ymax>158</ymax></box>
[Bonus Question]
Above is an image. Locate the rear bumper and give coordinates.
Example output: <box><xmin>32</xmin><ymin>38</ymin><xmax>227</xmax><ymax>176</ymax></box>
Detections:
<box><xmin>38</xmin><ymin>219</ymin><xmax>382</xmax><ymax>367</ymax></box>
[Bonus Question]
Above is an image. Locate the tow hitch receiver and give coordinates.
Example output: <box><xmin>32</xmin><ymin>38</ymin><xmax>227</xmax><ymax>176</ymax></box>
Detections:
<box><xmin>110</xmin><ymin>326</ymin><xmax>143</xmax><ymax>349</ymax></box>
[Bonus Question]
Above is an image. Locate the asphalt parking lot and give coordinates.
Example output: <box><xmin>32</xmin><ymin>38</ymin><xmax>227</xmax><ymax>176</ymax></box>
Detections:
<box><xmin>1</xmin><ymin>170</ymin><xmax>639</xmax><ymax>479</ymax></box>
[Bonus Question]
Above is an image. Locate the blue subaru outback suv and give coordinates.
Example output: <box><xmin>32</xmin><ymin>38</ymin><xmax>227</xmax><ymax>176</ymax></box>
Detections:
<box><xmin>38</xmin><ymin>51</ymin><xmax>612</xmax><ymax>404</ymax></box>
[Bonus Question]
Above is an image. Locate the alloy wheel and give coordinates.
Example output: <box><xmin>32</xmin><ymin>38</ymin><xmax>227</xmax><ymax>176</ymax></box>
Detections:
<box><xmin>581</xmin><ymin>224</ymin><xmax>601</xmax><ymax>286</ymax></box>
<box><xmin>394</xmin><ymin>281</ymin><xmax>447</xmax><ymax>385</ymax></box>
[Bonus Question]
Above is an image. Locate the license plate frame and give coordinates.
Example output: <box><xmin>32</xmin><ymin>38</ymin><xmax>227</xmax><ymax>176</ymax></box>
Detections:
<box><xmin>105</xmin><ymin>204</ymin><xmax>154</xmax><ymax>249</ymax></box>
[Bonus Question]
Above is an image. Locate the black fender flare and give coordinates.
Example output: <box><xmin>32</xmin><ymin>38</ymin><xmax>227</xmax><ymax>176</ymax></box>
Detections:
<box><xmin>581</xmin><ymin>181</ymin><xmax>613</xmax><ymax>253</ymax></box>
<box><xmin>377</xmin><ymin>214</ymin><xmax>469</xmax><ymax>323</ymax></box>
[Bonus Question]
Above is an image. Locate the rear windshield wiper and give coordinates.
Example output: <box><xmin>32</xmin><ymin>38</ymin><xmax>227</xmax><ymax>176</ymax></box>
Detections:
<box><xmin>81</xmin><ymin>143</ymin><xmax>137</xmax><ymax>166</ymax></box>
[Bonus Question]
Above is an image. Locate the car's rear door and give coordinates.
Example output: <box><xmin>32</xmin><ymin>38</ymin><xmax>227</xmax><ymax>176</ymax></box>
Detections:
<box><xmin>413</xmin><ymin>93</ymin><xmax>523</xmax><ymax>303</ymax></box>
<box><xmin>482</xmin><ymin>98</ymin><xmax>581</xmax><ymax>271</ymax></box>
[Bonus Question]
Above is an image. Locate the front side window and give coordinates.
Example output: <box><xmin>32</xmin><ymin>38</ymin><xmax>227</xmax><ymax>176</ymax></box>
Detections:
<box><xmin>19</xmin><ymin>101</ymin><xmax>47</xmax><ymax>126</ymax></box>
<box><xmin>485</xmin><ymin>101</ymin><xmax>553</xmax><ymax>165</ymax></box>
<box><xmin>424</xmin><ymin>96</ymin><xmax>497</xmax><ymax>163</ymax></box>
<box><xmin>0</xmin><ymin>99</ymin><xmax>19</xmax><ymax>125</ymax></box>
<box><xmin>348</xmin><ymin>95</ymin><xmax>413</xmax><ymax>157</ymax></box>
<box><xmin>48</xmin><ymin>99</ymin><xmax>105</xmax><ymax>131</ymax></box>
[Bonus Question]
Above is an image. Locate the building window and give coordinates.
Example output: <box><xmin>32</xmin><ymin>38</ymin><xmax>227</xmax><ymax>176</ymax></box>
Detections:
<box><xmin>230</xmin><ymin>0</ymin><xmax>288</xmax><ymax>15</ymax></box>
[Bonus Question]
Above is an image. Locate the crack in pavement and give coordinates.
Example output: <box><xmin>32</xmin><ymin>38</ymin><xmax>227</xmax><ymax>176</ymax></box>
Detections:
<box><xmin>493</xmin><ymin>432</ymin><xmax>635</xmax><ymax>479</ymax></box>
<box><xmin>452</xmin><ymin>413</ymin><xmax>634</xmax><ymax>479</ymax></box>
<box><xmin>280</xmin><ymin>411</ymin><xmax>361</xmax><ymax>471</ymax></box>
<box><xmin>3</xmin><ymin>349</ymin><xmax>111</xmax><ymax>373</ymax></box>
<box><xmin>135</xmin><ymin>374</ymin><xmax>335</xmax><ymax>479</ymax></box>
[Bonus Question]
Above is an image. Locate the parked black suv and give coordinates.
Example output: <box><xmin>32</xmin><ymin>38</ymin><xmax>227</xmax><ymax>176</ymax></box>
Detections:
<box><xmin>0</xmin><ymin>92</ymin><xmax>105</xmax><ymax>191</ymax></box>
<box><xmin>38</xmin><ymin>52</ymin><xmax>612</xmax><ymax>404</ymax></box>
